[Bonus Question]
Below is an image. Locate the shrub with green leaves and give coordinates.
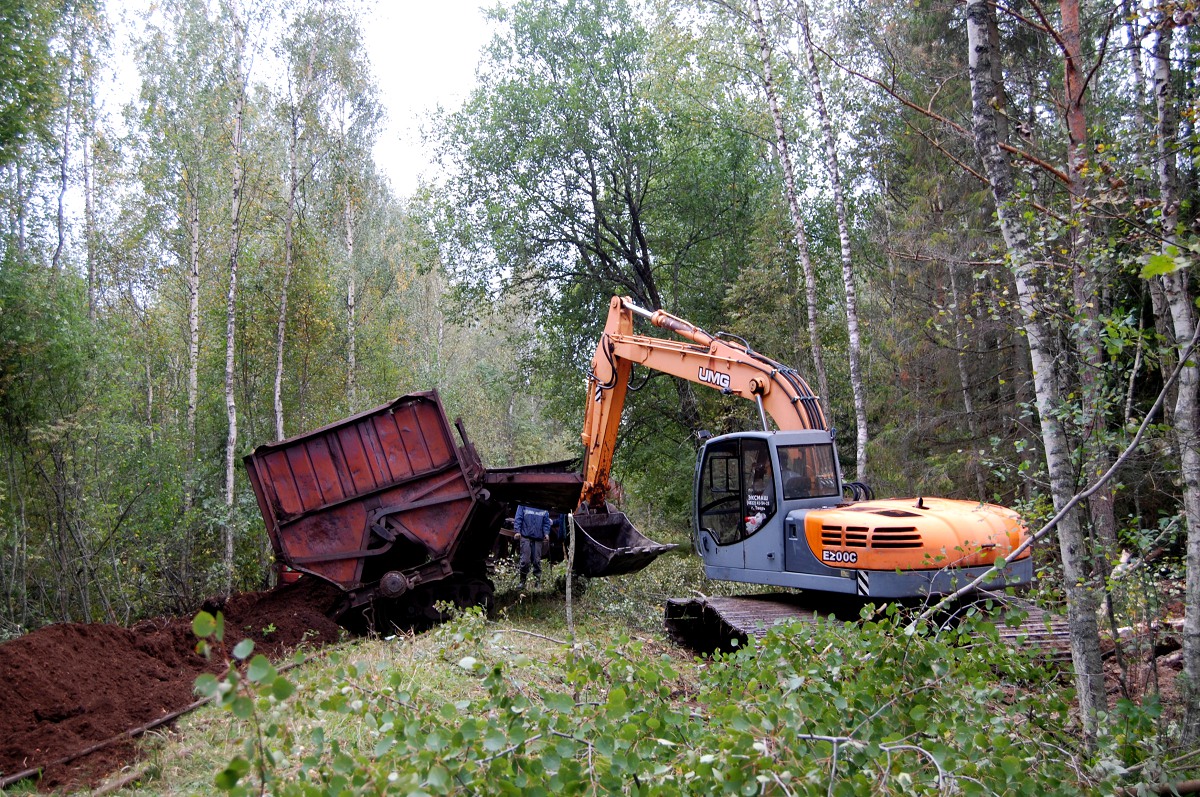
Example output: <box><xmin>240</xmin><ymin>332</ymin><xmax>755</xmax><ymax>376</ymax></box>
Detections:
<box><xmin>190</xmin><ymin>604</ymin><xmax>1170</xmax><ymax>796</ymax></box>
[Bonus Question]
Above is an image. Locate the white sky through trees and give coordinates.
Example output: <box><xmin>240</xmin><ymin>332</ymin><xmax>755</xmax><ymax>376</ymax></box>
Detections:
<box><xmin>109</xmin><ymin>0</ymin><xmax>494</xmax><ymax>197</ymax></box>
<box><xmin>362</xmin><ymin>2</ymin><xmax>493</xmax><ymax>195</ymax></box>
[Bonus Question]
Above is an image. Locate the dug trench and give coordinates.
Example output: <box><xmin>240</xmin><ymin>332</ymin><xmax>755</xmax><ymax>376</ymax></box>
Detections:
<box><xmin>0</xmin><ymin>577</ymin><xmax>346</xmax><ymax>791</ymax></box>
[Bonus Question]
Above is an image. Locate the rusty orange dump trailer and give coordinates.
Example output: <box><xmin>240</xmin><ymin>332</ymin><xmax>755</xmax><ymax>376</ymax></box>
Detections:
<box><xmin>244</xmin><ymin>390</ymin><xmax>675</xmax><ymax>627</ymax></box>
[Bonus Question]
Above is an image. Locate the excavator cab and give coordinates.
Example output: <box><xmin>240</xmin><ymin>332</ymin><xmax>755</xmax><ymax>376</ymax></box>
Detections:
<box><xmin>694</xmin><ymin>430</ymin><xmax>842</xmax><ymax>574</ymax></box>
<box><xmin>693</xmin><ymin>430</ymin><xmax>1032</xmax><ymax>599</ymax></box>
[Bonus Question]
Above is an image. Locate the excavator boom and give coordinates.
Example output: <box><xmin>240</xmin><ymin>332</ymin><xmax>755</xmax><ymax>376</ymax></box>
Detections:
<box><xmin>580</xmin><ymin>296</ymin><xmax>826</xmax><ymax>509</ymax></box>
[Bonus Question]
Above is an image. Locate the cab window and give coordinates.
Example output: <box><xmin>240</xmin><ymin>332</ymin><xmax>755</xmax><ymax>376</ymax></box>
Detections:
<box><xmin>697</xmin><ymin>438</ymin><xmax>776</xmax><ymax>544</ymax></box>
<box><xmin>741</xmin><ymin>439</ymin><xmax>775</xmax><ymax>535</ymax></box>
<box><xmin>778</xmin><ymin>443</ymin><xmax>840</xmax><ymax>500</ymax></box>
<box><xmin>697</xmin><ymin>440</ymin><xmax>741</xmax><ymax>544</ymax></box>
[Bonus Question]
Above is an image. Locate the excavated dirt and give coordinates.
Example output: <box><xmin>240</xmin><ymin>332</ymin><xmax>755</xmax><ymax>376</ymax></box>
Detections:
<box><xmin>0</xmin><ymin>577</ymin><xmax>345</xmax><ymax>791</ymax></box>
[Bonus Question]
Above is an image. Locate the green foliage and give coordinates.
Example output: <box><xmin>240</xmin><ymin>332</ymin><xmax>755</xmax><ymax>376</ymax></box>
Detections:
<box><xmin>0</xmin><ymin>0</ymin><xmax>59</xmax><ymax>165</ymax></box>
<box><xmin>194</xmin><ymin>605</ymin><xmax>1168</xmax><ymax>795</ymax></box>
<box><xmin>436</xmin><ymin>0</ymin><xmax>770</xmax><ymax>469</ymax></box>
<box><xmin>192</xmin><ymin>610</ymin><xmax>300</xmax><ymax>794</ymax></box>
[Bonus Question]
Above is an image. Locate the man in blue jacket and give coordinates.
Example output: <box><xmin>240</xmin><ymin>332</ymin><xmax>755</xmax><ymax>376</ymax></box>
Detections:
<box><xmin>515</xmin><ymin>504</ymin><xmax>551</xmax><ymax>589</ymax></box>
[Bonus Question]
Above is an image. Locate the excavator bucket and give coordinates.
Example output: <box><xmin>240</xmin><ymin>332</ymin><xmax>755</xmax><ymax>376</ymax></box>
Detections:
<box><xmin>570</xmin><ymin>511</ymin><xmax>678</xmax><ymax>577</ymax></box>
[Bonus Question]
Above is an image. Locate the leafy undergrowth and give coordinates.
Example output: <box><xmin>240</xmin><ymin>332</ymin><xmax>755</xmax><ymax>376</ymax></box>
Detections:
<box><xmin>91</xmin><ymin>561</ymin><xmax>1191</xmax><ymax>796</ymax></box>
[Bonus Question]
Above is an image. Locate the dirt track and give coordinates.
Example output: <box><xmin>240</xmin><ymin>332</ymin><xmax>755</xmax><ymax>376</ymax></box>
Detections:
<box><xmin>0</xmin><ymin>578</ymin><xmax>345</xmax><ymax>790</ymax></box>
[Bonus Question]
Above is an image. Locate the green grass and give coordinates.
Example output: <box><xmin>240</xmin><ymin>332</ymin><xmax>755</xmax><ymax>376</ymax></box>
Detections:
<box><xmin>106</xmin><ymin>556</ymin><xmax>706</xmax><ymax>796</ymax></box>
<box><xmin>79</xmin><ymin>546</ymin><xmax>1188</xmax><ymax>796</ymax></box>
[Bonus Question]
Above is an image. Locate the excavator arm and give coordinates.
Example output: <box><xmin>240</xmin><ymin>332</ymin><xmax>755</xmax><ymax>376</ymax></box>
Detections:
<box><xmin>579</xmin><ymin>296</ymin><xmax>828</xmax><ymax>510</ymax></box>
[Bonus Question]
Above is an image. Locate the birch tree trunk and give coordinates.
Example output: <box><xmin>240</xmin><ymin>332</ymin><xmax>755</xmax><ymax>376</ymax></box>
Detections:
<box><xmin>84</xmin><ymin>126</ymin><xmax>95</xmax><ymax>322</ymax></box>
<box><xmin>1151</xmin><ymin>21</ymin><xmax>1200</xmax><ymax>744</ymax></box>
<box><xmin>965</xmin><ymin>0</ymin><xmax>1106</xmax><ymax>740</ymax></box>
<box><xmin>274</xmin><ymin>104</ymin><xmax>300</xmax><ymax>441</ymax></box>
<box><xmin>52</xmin><ymin>3</ymin><xmax>81</xmax><ymax>280</ymax></box>
<box><xmin>795</xmin><ymin>0</ymin><xmax>868</xmax><ymax>479</ymax></box>
<box><xmin>15</xmin><ymin>162</ymin><xmax>25</xmax><ymax>255</ymax></box>
<box><xmin>747</xmin><ymin>0</ymin><xmax>831</xmax><ymax>421</ymax></box>
<box><xmin>274</xmin><ymin>53</ymin><xmax>314</xmax><ymax>442</ymax></box>
<box><xmin>181</xmin><ymin>183</ymin><xmax>200</xmax><ymax>599</ymax></box>
<box><xmin>223</xmin><ymin>0</ymin><xmax>248</xmax><ymax>598</ymax></box>
<box><xmin>345</xmin><ymin>193</ymin><xmax>358</xmax><ymax>412</ymax></box>
<box><xmin>185</xmin><ymin>187</ymin><xmax>200</xmax><ymax>513</ymax></box>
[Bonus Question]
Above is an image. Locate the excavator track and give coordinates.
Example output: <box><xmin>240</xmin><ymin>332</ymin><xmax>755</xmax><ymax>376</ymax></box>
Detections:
<box><xmin>665</xmin><ymin>592</ymin><xmax>1072</xmax><ymax>659</ymax></box>
<box><xmin>664</xmin><ymin>593</ymin><xmax>860</xmax><ymax>653</ymax></box>
<box><xmin>956</xmin><ymin>594</ymin><xmax>1073</xmax><ymax>661</ymax></box>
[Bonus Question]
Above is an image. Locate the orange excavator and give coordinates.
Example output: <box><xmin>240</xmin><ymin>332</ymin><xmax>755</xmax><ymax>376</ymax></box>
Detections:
<box><xmin>573</xmin><ymin>296</ymin><xmax>1031</xmax><ymax>629</ymax></box>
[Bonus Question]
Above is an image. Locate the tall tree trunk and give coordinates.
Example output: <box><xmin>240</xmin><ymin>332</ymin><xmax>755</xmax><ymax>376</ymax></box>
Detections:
<box><xmin>795</xmin><ymin>0</ymin><xmax>868</xmax><ymax>479</ymax></box>
<box><xmin>345</xmin><ymin>194</ymin><xmax>357</xmax><ymax>412</ymax></box>
<box><xmin>274</xmin><ymin>118</ymin><xmax>299</xmax><ymax>441</ymax></box>
<box><xmin>52</xmin><ymin>4</ymin><xmax>81</xmax><ymax>280</ymax></box>
<box><xmin>949</xmin><ymin>265</ymin><xmax>988</xmax><ymax>500</ymax></box>
<box><xmin>84</xmin><ymin>130</ymin><xmax>96</xmax><ymax>322</ymax></box>
<box><xmin>16</xmin><ymin>162</ymin><xmax>25</xmax><ymax>255</ymax></box>
<box><xmin>185</xmin><ymin>186</ymin><xmax>200</xmax><ymax>516</ymax></box>
<box><xmin>181</xmin><ymin>188</ymin><xmax>200</xmax><ymax>601</ymax></box>
<box><xmin>145</xmin><ymin>357</ymin><xmax>154</xmax><ymax>445</ymax></box>
<box><xmin>274</xmin><ymin>55</ymin><xmax>313</xmax><ymax>442</ymax></box>
<box><xmin>1152</xmin><ymin>21</ymin><xmax>1200</xmax><ymax>744</ymax></box>
<box><xmin>223</xmin><ymin>0</ymin><xmax>248</xmax><ymax>598</ymax></box>
<box><xmin>1062</xmin><ymin>0</ymin><xmax>1119</xmax><ymax>567</ymax></box>
<box><xmin>966</xmin><ymin>0</ymin><xmax>1106</xmax><ymax>741</ymax></box>
<box><xmin>746</xmin><ymin>0</ymin><xmax>832</xmax><ymax>422</ymax></box>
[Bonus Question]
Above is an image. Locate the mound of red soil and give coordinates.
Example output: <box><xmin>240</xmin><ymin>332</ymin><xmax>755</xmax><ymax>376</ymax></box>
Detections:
<box><xmin>0</xmin><ymin>577</ymin><xmax>345</xmax><ymax>791</ymax></box>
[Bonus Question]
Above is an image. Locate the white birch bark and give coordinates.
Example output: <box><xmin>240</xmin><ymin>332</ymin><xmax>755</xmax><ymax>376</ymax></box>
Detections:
<box><xmin>15</xmin><ymin>162</ymin><xmax>25</xmax><ymax>255</ymax></box>
<box><xmin>274</xmin><ymin>53</ymin><xmax>314</xmax><ymax>442</ymax></box>
<box><xmin>1151</xmin><ymin>22</ymin><xmax>1200</xmax><ymax>744</ymax></box>
<box><xmin>747</xmin><ymin>0</ymin><xmax>832</xmax><ymax>421</ymax></box>
<box><xmin>795</xmin><ymin>0</ymin><xmax>867</xmax><ymax>478</ymax></box>
<box><xmin>223</xmin><ymin>0</ymin><xmax>248</xmax><ymax>598</ymax></box>
<box><xmin>274</xmin><ymin>113</ymin><xmax>299</xmax><ymax>441</ymax></box>
<box><xmin>185</xmin><ymin>188</ymin><xmax>200</xmax><ymax>514</ymax></box>
<box><xmin>84</xmin><ymin>127</ymin><xmax>95</xmax><ymax>322</ymax></box>
<box><xmin>180</xmin><ymin>184</ymin><xmax>200</xmax><ymax>596</ymax></box>
<box><xmin>145</xmin><ymin>358</ymin><xmax>154</xmax><ymax>445</ymax></box>
<box><xmin>345</xmin><ymin>193</ymin><xmax>358</xmax><ymax>412</ymax></box>
<box><xmin>966</xmin><ymin>0</ymin><xmax>1106</xmax><ymax>740</ymax></box>
<box><xmin>52</xmin><ymin>3</ymin><xmax>81</xmax><ymax>279</ymax></box>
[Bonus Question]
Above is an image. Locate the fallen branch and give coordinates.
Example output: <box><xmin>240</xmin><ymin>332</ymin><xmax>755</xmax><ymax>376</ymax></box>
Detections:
<box><xmin>0</xmin><ymin>696</ymin><xmax>211</xmax><ymax>790</ymax></box>
<box><xmin>917</xmin><ymin>331</ymin><xmax>1199</xmax><ymax>624</ymax></box>
<box><xmin>0</xmin><ymin>641</ymin><xmax>346</xmax><ymax>790</ymax></box>
<box><xmin>492</xmin><ymin>627</ymin><xmax>571</xmax><ymax>646</ymax></box>
<box><xmin>1115</xmin><ymin>779</ymin><xmax>1200</xmax><ymax>796</ymax></box>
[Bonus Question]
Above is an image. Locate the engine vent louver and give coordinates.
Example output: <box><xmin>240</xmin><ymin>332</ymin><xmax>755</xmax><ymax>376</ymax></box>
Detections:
<box><xmin>870</xmin><ymin>526</ymin><xmax>922</xmax><ymax>549</ymax></box>
<box><xmin>872</xmin><ymin>509</ymin><xmax>920</xmax><ymax>518</ymax></box>
<box><xmin>821</xmin><ymin>524</ymin><xmax>924</xmax><ymax>550</ymax></box>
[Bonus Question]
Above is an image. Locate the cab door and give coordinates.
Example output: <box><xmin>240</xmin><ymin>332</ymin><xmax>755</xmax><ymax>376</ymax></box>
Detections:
<box><xmin>740</xmin><ymin>437</ymin><xmax>783</xmax><ymax>572</ymax></box>
<box><xmin>694</xmin><ymin>438</ymin><xmax>744</xmax><ymax>570</ymax></box>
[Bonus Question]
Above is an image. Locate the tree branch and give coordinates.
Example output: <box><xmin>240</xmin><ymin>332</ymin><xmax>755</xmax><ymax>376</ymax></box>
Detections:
<box><xmin>820</xmin><ymin>45</ymin><xmax>1070</xmax><ymax>185</ymax></box>
<box><xmin>918</xmin><ymin>330</ymin><xmax>1200</xmax><ymax>622</ymax></box>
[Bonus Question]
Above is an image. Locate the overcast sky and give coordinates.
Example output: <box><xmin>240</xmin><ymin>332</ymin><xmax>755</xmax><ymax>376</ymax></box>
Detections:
<box><xmin>361</xmin><ymin>2</ymin><xmax>495</xmax><ymax>196</ymax></box>
<box><xmin>110</xmin><ymin>1</ymin><xmax>497</xmax><ymax>198</ymax></box>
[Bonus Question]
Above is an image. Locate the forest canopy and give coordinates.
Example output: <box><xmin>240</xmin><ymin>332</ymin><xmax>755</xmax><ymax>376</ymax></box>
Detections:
<box><xmin>0</xmin><ymin>0</ymin><xmax>1198</xmax><ymax>753</ymax></box>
